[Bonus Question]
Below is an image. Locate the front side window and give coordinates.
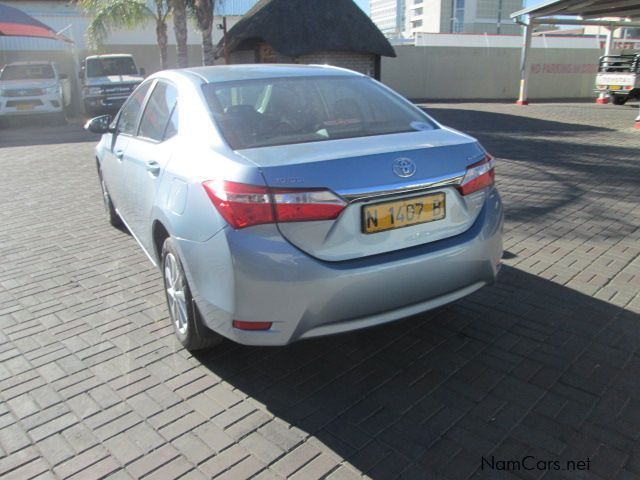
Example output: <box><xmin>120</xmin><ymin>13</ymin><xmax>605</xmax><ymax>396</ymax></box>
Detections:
<box><xmin>202</xmin><ymin>76</ymin><xmax>435</xmax><ymax>150</ymax></box>
<box><xmin>117</xmin><ymin>81</ymin><xmax>152</xmax><ymax>136</ymax></box>
<box><xmin>0</xmin><ymin>64</ymin><xmax>55</xmax><ymax>80</ymax></box>
<box><xmin>138</xmin><ymin>81</ymin><xmax>178</xmax><ymax>141</ymax></box>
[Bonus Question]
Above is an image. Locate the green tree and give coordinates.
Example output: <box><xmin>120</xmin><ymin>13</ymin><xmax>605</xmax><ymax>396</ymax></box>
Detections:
<box><xmin>79</xmin><ymin>0</ymin><xmax>172</xmax><ymax>70</ymax></box>
<box><xmin>172</xmin><ymin>0</ymin><xmax>189</xmax><ymax>68</ymax></box>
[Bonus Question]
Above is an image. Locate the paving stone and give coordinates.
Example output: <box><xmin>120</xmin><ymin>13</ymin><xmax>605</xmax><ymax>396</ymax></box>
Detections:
<box><xmin>199</xmin><ymin>444</ymin><xmax>250</xmax><ymax>478</ymax></box>
<box><xmin>53</xmin><ymin>444</ymin><xmax>109</xmax><ymax>478</ymax></box>
<box><xmin>126</xmin><ymin>444</ymin><xmax>179</xmax><ymax>478</ymax></box>
<box><xmin>240</xmin><ymin>431</ymin><xmax>286</xmax><ymax>464</ymax></box>
<box><xmin>271</xmin><ymin>442</ymin><xmax>322</xmax><ymax>477</ymax></box>
<box><xmin>0</xmin><ymin>423</ymin><xmax>31</xmax><ymax>454</ymax></box>
<box><xmin>36</xmin><ymin>433</ymin><xmax>75</xmax><ymax>466</ymax></box>
<box><xmin>1</xmin><ymin>103</ymin><xmax>639</xmax><ymax>480</ymax></box>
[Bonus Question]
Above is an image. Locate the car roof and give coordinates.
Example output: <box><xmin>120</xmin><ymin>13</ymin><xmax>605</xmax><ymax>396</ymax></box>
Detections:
<box><xmin>179</xmin><ymin>64</ymin><xmax>362</xmax><ymax>83</ymax></box>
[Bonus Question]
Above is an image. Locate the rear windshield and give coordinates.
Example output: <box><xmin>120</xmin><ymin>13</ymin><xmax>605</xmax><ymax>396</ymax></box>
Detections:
<box><xmin>0</xmin><ymin>64</ymin><xmax>55</xmax><ymax>81</ymax></box>
<box><xmin>86</xmin><ymin>57</ymin><xmax>138</xmax><ymax>77</ymax></box>
<box><xmin>202</xmin><ymin>76</ymin><xmax>436</xmax><ymax>149</ymax></box>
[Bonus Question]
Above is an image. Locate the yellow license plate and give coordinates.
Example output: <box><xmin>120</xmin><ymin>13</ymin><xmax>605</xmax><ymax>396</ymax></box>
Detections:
<box><xmin>362</xmin><ymin>192</ymin><xmax>446</xmax><ymax>234</ymax></box>
<box><xmin>15</xmin><ymin>104</ymin><xmax>34</xmax><ymax>110</ymax></box>
<box><xmin>609</xmin><ymin>85</ymin><xmax>622</xmax><ymax>90</ymax></box>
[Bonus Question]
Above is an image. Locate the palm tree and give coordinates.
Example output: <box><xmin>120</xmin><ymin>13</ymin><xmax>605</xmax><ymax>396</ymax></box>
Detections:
<box><xmin>79</xmin><ymin>0</ymin><xmax>172</xmax><ymax>70</ymax></box>
<box><xmin>190</xmin><ymin>0</ymin><xmax>216</xmax><ymax>66</ymax></box>
<box><xmin>172</xmin><ymin>0</ymin><xmax>189</xmax><ymax>68</ymax></box>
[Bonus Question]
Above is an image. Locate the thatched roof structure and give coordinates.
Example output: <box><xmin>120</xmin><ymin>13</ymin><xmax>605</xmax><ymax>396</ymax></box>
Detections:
<box><xmin>216</xmin><ymin>0</ymin><xmax>396</xmax><ymax>58</ymax></box>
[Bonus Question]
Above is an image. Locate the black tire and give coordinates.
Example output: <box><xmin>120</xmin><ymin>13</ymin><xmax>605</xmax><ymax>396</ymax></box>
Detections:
<box><xmin>612</xmin><ymin>95</ymin><xmax>627</xmax><ymax>105</ymax></box>
<box><xmin>96</xmin><ymin>162</ymin><xmax>123</xmax><ymax>228</ymax></box>
<box><xmin>161</xmin><ymin>238</ymin><xmax>223</xmax><ymax>351</ymax></box>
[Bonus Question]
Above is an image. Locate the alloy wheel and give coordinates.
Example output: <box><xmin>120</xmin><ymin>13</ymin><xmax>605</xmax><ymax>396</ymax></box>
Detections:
<box><xmin>164</xmin><ymin>252</ymin><xmax>189</xmax><ymax>335</ymax></box>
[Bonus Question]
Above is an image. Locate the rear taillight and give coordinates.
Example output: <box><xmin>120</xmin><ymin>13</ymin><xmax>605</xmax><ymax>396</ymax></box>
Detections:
<box><xmin>232</xmin><ymin>320</ymin><xmax>272</xmax><ymax>331</ymax></box>
<box><xmin>202</xmin><ymin>180</ymin><xmax>273</xmax><ymax>229</ymax></box>
<box><xmin>457</xmin><ymin>154</ymin><xmax>495</xmax><ymax>196</ymax></box>
<box><xmin>202</xmin><ymin>180</ymin><xmax>346</xmax><ymax>229</ymax></box>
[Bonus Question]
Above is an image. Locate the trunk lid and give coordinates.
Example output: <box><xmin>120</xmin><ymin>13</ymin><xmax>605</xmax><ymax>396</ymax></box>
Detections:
<box><xmin>238</xmin><ymin>128</ymin><xmax>489</xmax><ymax>261</ymax></box>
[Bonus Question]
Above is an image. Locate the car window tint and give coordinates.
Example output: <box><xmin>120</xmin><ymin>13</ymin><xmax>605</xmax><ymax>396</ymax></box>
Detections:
<box><xmin>138</xmin><ymin>82</ymin><xmax>178</xmax><ymax>141</ymax></box>
<box><xmin>202</xmin><ymin>76</ymin><xmax>436</xmax><ymax>150</ymax></box>
<box><xmin>117</xmin><ymin>81</ymin><xmax>152</xmax><ymax>136</ymax></box>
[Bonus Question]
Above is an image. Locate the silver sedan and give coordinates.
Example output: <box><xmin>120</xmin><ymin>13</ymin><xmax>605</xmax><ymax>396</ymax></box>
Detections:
<box><xmin>86</xmin><ymin>65</ymin><xmax>503</xmax><ymax>350</ymax></box>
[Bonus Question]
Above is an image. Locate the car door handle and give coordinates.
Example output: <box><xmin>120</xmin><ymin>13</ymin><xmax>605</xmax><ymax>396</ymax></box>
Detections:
<box><xmin>146</xmin><ymin>161</ymin><xmax>161</xmax><ymax>177</ymax></box>
<box><xmin>114</xmin><ymin>149</ymin><xmax>124</xmax><ymax>161</ymax></box>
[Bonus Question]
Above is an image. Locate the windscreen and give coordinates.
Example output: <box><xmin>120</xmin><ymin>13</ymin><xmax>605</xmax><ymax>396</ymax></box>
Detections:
<box><xmin>86</xmin><ymin>57</ymin><xmax>138</xmax><ymax>77</ymax></box>
<box><xmin>0</xmin><ymin>64</ymin><xmax>55</xmax><ymax>81</ymax></box>
<box><xmin>202</xmin><ymin>76</ymin><xmax>436</xmax><ymax>150</ymax></box>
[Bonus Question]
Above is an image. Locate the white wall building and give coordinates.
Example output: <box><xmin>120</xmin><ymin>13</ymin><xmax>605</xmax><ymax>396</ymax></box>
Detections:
<box><xmin>371</xmin><ymin>0</ymin><xmax>524</xmax><ymax>37</ymax></box>
<box><xmin>370</xmin><ymin>0</ymin><xmax>406</xmax><ymax>37</ymax></box>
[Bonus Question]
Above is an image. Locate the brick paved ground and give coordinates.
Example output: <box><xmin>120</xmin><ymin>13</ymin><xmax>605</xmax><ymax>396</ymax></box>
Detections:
<box><xmin>0</xmin><ymin>102</ymin><xmax>638</xmax><ymax>480</ymax></box>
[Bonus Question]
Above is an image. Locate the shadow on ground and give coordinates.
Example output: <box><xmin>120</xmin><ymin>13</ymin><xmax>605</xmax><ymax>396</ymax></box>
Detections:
<box><xmin>0</xmin><ymin>116</ymin><xmax>98</xmax><ymax>148</ymax></box>
<box><xmin>195</xmin><ymin>266</ymin><xmax>640</xmax><ymax>479</ymax></box>
<box><xmin>425</xmin><ymin>108</ymin><xmax>640</xmax><ymax>242</ymax></box>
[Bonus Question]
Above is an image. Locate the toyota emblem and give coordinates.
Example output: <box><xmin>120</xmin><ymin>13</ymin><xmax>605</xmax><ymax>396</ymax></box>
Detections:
<box><xmin>392</xmin><ymin>158</ymin><xmax>416</xmax><ymax>178</ymax></box>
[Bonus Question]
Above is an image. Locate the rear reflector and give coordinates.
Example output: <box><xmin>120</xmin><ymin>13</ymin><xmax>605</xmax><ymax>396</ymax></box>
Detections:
<box><xmin>457</xmin><ymin>154</ymin><xmax>495</xmax><ymax>196</ymax></box>
<box><xmin>202</xmin><ymin>180</ymin><xmax>346</xmax><ymax>229</ymax></box>
<box><xmin>232</xmin><ymin>320</ymin><xmax>272</xmax><ymax>331</ymax></box>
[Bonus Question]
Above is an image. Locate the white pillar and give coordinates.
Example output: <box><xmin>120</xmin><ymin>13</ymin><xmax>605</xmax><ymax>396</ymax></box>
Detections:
<box><xmin>597</xmin><ymin>26</ymin><xmax>614</xmax><ymax>104</ymax></box>
<box><xmin>517</xmin><ymin>21</ymin><xmax>533</xmax><ymax>105</ymax></box>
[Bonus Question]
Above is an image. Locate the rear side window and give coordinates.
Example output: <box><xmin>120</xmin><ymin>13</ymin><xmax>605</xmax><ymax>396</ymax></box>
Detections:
<box><xmin>202</xmin><ymin>76</ymin><xmax>435</xmax><ymax>150</ymax></box>
<box><xmin>117</xmin><ymin>81</ymin><xmax>152</xmax><ymax>136</ymax></box>
<box><xmin>138</xmin><ymin>81</ymin><xmax>178</xmax><ymax>141</ymax></box>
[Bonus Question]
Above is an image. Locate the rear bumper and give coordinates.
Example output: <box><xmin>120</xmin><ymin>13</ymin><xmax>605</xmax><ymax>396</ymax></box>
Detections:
<box><xmin>177</xmin><ymin>188</ymin><xmax>503</xmax><ymax>346</ymax></box>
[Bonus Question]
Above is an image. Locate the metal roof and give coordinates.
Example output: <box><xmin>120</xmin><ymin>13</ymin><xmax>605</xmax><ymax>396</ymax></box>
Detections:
<box><xmin>512</xmin><ymin>0</ymin><xmax>640</xmax><ymax>20</ymax></box>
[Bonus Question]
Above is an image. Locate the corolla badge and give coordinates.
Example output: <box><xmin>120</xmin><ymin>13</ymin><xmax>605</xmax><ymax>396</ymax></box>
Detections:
<box><xmin>392</xmin><ymin>158</ymin><xmax>416</xmax><ymax>178</ymax></box>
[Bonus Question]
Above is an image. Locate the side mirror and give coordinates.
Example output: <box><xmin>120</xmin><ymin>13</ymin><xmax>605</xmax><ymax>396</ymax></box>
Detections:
<box><xmin>59</xmin><ymin>73</ymin><xmax>69</xmax><ymax>80</ymax></box>
<box><xmin>84</xmin><ymin>115</ymin><xmax>113</xmax><ymax>134</ymax></box>
<box><xmin>139</xmin><ymin>67</ymin><xmax>146</xmax><ymax>76</ymax></box>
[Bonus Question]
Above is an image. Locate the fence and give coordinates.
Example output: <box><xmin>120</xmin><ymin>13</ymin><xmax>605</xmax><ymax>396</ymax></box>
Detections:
<box><xmin>381</xmin><ymin>33</ymin><xmax>640</xmax><ymax>100</ymax></box>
